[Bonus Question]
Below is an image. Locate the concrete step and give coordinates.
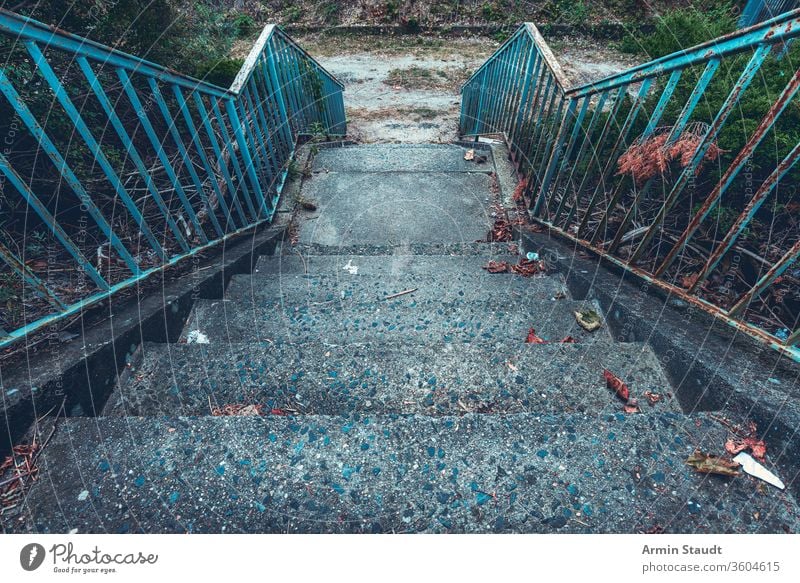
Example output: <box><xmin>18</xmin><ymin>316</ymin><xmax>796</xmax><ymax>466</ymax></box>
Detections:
<box><xmin>225</xmin><ymin>255</ymin><xmax>569</xmax><ymax>303</ymax></box>
<box><xmin>8</xmin><ymin>413</ymin><xmax>798</xmax><ymax>533</ymax></box>
<box><xmin>178</xmin><ymin>297</ymin><xmax>610</xmax><ymax>345</ymax></box>
<box><xmin>297</xmin><ymin>170</ymin><xmax>495</xmax><ymax>246</ymax></box>
<box><xmin>277</xmin><ymin>242</ymin><xmax>522</xmax><ymax>257</ymax></box>
<box><xmin>311</xmin><ymin>143</ymin><xmax>493</xmax><ymax>173</ymax></box>
<box><xmin>103</xmin><ymin>340</ymin><xmax>676</xmax><ymax>417</ymax></box>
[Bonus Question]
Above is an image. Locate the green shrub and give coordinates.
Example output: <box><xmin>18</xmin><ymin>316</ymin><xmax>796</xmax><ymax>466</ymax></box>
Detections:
<box><xmin>192</xmin><ymin>58</ymin><xmax>245</xmax><ymax>88</ymax></box>
<box><xmin>230</xmin><ymin>13</ymin><xmax>257</xmax><ymax>38</ymax></box>
<box><xmin>618</xmin><ymin>1</ymin><xmax>737</xmax><ymax>57</ymax></box>
<box><xmin>318</xmin><ymin>1</ymin><xmax>340</xmax><ymax>24</ymax></box>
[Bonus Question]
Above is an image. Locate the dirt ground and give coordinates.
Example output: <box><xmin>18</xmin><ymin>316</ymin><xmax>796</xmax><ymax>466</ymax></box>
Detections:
<box><xmin>233</xmin><ymin>33</ymin><xmax>642</xmax><ymax>143</ymax></box>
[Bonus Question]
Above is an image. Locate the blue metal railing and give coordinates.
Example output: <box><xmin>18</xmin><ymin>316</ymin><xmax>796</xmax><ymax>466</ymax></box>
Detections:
<box><xmin>739</xmin><ymin>0</ymin><xmax>799</xmax><ymax>26</ymax></box>
<box><xmin>0</xmin><ymin>10</ymin><xmax>345</xmax><ymax>348</ymax></box>
<box><xmin>461</xmin><ymin>11</ymin><xmax>800</xmax><ymax>361</ymax></box>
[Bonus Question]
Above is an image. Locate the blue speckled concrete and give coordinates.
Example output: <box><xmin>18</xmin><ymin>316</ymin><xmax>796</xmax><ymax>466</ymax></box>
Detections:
<box><xmin>7</xmin><ymin>143</ymin><xmax>796</xmax><ymax>535</ymax></box>
<box><xmin>103</xmin><ymin>340</ymin><xmax>676</xmax><ymax>416</ymax></box>
<box><xmin>7</xmin><ymin>413</ymin><xmax>799</xmax><ymax>533</ymax></box>
<box><xmin>179</xmin><ymin>297</ymin><xmax>609</xmax><ymax>345</ymax></box>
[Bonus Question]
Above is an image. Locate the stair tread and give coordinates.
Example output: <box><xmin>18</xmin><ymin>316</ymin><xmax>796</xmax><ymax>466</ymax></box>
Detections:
<box><xmin>104</xmin><ymin>339</ymin><xmax>676</xmax><ymax>416</ymax></box>
<box><xmin>178</xmin><ymin>297</ymin><xmax>610</xmax><ymax>344</ymax></box>
<box><xmin>227</xmin><ymin>258</ymin><xmax>569</xmax><ymax>302</ymax></box>
<box><xmin>312</xmin><ymin>143</ymin><xmax>492</xmax><ymax>173</ymax></box>
<box><xmin>297</xmin><ymin>171</ymin><xmax>494</xmax><ymax>246</ymax></box>
<box><xmin>11</xmin><ymin>413</ymin><xmax>798</xmax><ymax>534</ymax></box>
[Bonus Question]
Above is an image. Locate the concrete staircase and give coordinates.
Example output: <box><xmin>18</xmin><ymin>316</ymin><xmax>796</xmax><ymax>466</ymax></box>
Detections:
<box><xmin>6</xmin><ymin>144</ymin><xmax>799</xmax><ymax>533</ymax></box>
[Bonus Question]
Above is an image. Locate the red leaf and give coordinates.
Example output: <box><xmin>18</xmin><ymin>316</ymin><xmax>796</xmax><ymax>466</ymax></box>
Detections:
<box><xmin>525</xmin><ymin>328</ymin><xmax>548</xmax><ymax>344</ymax></box>
<box><xmin>269</xmin><ymin>408</ymin><xmax>291</xmax><ymax>416</ymax></box>
<box><xmin>559</xmin><ymin>336</ymin><xmax>579</xmax><ymax>343</ymax></box>
<box><xmin>623</xmin><ymin>399</ymin><xmax>640</xmax><ymax>414</ymax></box>
<box><xmin>483</xmin><ymin>261</ymin><xmax>510</xmax><ymax>273</ymax></box>
<box><xmin>603</xmin><ymin>369</ymin><xmax>630</xmax><ymax>402</ymax></box>
<box><xmin>509</xmin><ymin>259</ymin><xmax>544</xmax><ymax>277</ymax></box>
<box><xmin>724</xmin><ymin>437</ymin><xmax>767</xmax><ymax>461</ymax></box>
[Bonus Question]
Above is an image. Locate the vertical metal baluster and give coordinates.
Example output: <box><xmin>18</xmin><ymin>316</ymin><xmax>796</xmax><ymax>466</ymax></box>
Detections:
<box><xmin>148</xmin><ymin>78</ymin><xmax>225</xmax><ymax>239</ymax></box>
<box><xmin>116</xmin><ymin>68</ymin><xmax>209</xmax><ymax>244</ymax></box>
<box><xmin>191</xmin><ymin>92</ymin><xmax>249</xmax><ymax>225</ymax></box>
<box><xmin>170</xmin><ymin>84</ymin><xmax>238</xmax><ymax>233</ymax></box>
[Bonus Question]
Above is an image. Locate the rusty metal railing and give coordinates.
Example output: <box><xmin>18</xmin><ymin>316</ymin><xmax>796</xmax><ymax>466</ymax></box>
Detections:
<box><xmin>461</xmin><ymin>11</ymin><xmax>800</xmax><ymax>362</ymax></box>
<box><xmin>0</xmin><ymin>10</ymin><xmax>345</xmax><ymax>349</ymax></box>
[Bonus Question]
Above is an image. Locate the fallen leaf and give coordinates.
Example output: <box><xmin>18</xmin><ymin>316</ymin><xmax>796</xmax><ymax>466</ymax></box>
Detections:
<box><xmin>509</xmin><ymin>258</ymin><xmax>544</xmax><ymax>277</ymax></box>
<box><xmin>525</xmin><ymin>328</ymin><xmax>547</xmax><ymax>344</ymax></box>
<box><xmin>725</xmin><ymin>437</ymin><xmax>767</xmax><ymax>461</ymax></box>
<box><xmin>603</xmin><ymin>369</ymin><xmax>630</xmax><ymax>402</ymax></box>
<box><xmin>575</xmin><ymin>309</ymin><xmax>602</xmax><ymax>332</ymax></box>
<box><xmin>559</xmin><ymin>336</ymin><xmax>579</xmax><ymax>343</ymax></box>
<box><xmin>506</xmin><ymin>361</ymin><xmax>518</xmax><ymax>372</ymax></box>
<box><xmin>644</xmin><ymin>391</ymin><xmax>662</xmax><ymax>406</ymax></box>
<box><xmin>464</xmin><ymin>149</ymin><xmax>475</xmax><ymax>161</ymax></box>
<box><xmin>623</xmin><ymin>398</ymin><xmax>640</xmax><ymax>414</ymax></box>
<box><xmin>686</xmin><ymin>450</ymin><xmax>741</xmax><ymax>476</ymax></box>
<box><xmin>483</xmin><ymin>260</ymin><xmax>510</xmax><ymax>273</ymax></box>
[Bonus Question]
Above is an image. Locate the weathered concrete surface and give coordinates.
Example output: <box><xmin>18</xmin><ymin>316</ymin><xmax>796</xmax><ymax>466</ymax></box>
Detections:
<box><xmin>6</xmin><ymin>414</ymin><xmax>798</xmax><ymax>534</ymax></box>
<box><xmin>298</xmin><ymin>171</ymin><xmax>494</xmax><ymax>246</ymax></box>
<box><xmin>179</xmin><ymin>297</ymin><xmax>609</xmax><ymax>345</ymax></box>
<box><xmin>104</xmin><ymin>340</ymin><xmax>676</xmax><ymax>416</ymax></box>
<box><xmin>226</xmin><ymin>255</ymin><xmax>569</xmax><ymax>303</ymax></box>
<box><xmin>312</xmin><ymin>144</ymin><xmax>492</xmax><ymax>173</ymax></box>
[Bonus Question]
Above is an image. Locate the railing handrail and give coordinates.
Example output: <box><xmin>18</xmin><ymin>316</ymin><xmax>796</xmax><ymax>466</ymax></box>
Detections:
<box><xmin>0</xmin><ymin>9</ymin><xmax>346</xmax><ymax>349</ymax></box>
<box><xmin>230</xmin><ymin>23</ymin><xmax>344</xmax><ymax>94</ymax></box>
<box><xmin>0</xmin><ymin>9</ymin><xmax>344</xmax><ymax>99</ymax></box>
<box><xmin>460</xmin><ymin>8</ymin><xmax>800</xmax><ymax>362</ymax></box>
<box><xmin>566</xmin><ymin>7</ymin><xmax>800</xmax><ymax>98</ymax></box>
<box><xmin>0</xmin><ymin>8</ymin><xmax>230</xmax><ymax>97</ymax></box>
<box><xmin>461</xmin><ymin>22</ymin><xmax>569</xmax><ymax>93</ymax></box>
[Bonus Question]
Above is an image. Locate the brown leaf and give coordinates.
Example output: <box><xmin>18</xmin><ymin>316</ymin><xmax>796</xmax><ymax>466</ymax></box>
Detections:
<box><xmin>686</xmin><ymin>450</ymin><xmax>741</xmax><ymax>477</ymax></box>
<box><xmin>483</xmin><ymin>261</ymin><xmax>510</xmax><ymax>273</ymax></box>
<box><xmin>509</xmin><ymin>258</ymin><xmax>544</xmax><ymax>277</ymax></box>
<box><xmin>623</xmin><ymin>398</ymin><xmax>640</xmax><ymax>414</ymax></box>
<box><xmin>575</xmin><ymin>309</ymin><xmax>602</xmax><ymax>332</ymax></box>
<box><xmin>644</xmin><ymin>390</ymin><xmax>663</xmax><ymax>406</ymax></box>
<box><xmin>525</xmin><ymin>328</ymin><xmax>547</xmax><ymax>344</ymax></box>
<box><xmin>725</xmin><ymin>437</ymin><xmax>767</xmax><ymax>462</ymax></box>
<box><xmin>603</xmin><ymin>369</ymin><xmax>630</xmax><ymax>402</ymax></box>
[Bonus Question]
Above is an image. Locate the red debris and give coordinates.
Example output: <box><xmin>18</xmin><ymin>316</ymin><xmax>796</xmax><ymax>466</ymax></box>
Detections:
<box><xmin>483</xmin><ymin>260</ymin><xmax>510</xmax><ymax>273</ymax></box>
<box><xmin>644</xmin><ymin>390</ymin><xmax>663</xmax><ymax>406</ymax></box>
<box><xmin>487</xmin><ymin>217</ymin><xmax>513</xmax><ymax>242</ymax></box>
<box><xmin>603</xmin><ymin>370</ymin><xmax>630</xmax><ymax>402</ymax></box>
<box><xmin>509</xmin><ymin>258</ymin><xmax>545</xmax><ymax>277</ymax></box>
<box><xmin>559</xmin><ymin>336</ymin><xmax>579</xmax><ymax>343</ymax></box>
<box><xmin>616</xmin><ymin>123</ymin><xmax>726</xmax><ymax>183</ymax></box>
<box><xmin>512</xmin><ymin>179</ymin><xmax>527</xmax><ymax>203</ymax></box>
<box><xmin>623</xmin><ymin>398</ymin><xmax>641</xmax><ymax>414</ymax></box>
<box><xmin>725</xmin><ymin>437</ymin><xmax>767</xmax><ymax>462</ymax></box>
<box><xmin>525</xmin><ymin>328</ymin><xmax>548</xmax><ymax>344</ymax></box>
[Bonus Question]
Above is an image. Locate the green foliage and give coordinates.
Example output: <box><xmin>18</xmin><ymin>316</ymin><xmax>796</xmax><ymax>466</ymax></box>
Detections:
<box><xmin>230</xmin><ymin>13</ymin><xmax>257</xmax><ymax>38</ymax></box>
<box><xmin>318</xmin><ymin>1</ymin><xmax>341</xmax><ymax>24</ymax></box>
<box><xmin>493</xmin><ymin>30</ymin><xmax>511</xmax><ymax>43</ymax></box>
<box><xmin>192</xmin><ymin>58</ymin><xmax>245</xmax><ymax>88</ymax></box>
<box><xmin>285</xmin><ymin>5</ymin><xmax>303</xmax><ymax>23</ymax></box>
<box><xmin>618</xmin><ymin>1</ymin><xmax>737</xmax><ymax>57</ymax></box>
<box><xmin>544</xmin><ymin>0</ymin><xmax>591</xmax><ymax>26</ymax></box>
<box><xmin>385</xmin><ymin>1</ymin><xmax>400</xmax><ymax>21</ymax></box>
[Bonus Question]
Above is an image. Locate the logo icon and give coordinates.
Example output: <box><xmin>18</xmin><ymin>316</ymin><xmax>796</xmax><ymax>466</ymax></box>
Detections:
<box><xmin>20</xmin><ymin>543</ymin><xmax>46</xmax><ymax>571</ymax></box>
